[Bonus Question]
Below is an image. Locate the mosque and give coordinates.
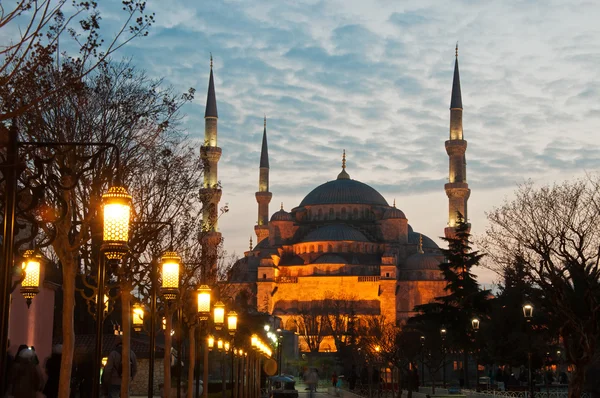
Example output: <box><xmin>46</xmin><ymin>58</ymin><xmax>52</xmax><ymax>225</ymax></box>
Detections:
<box><xmin>198</xmin><ymin>49</ymin><xmax>471</xmax><ymax>352</ymax></box>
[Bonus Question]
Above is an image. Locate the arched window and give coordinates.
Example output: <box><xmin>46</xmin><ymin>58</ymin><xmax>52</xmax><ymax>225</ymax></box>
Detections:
<box><xmin>262</xmin><ymin>273</ymin><xmax>267</xmax><ymax>280</ymax></box>
<box><xmin>353</xmin><ymin>208</ymin><xmax>359</xmax><ymax>219</ymax></box>
<box><xmin>309</xmin><ymin>245</ymin><xmax>314</xmax><ymax>253</ymax></box>
<box><xmin>329</xmin><ymin>208</ymin><xmax>334</xmax><ymax>219</ymax></box>
<box><xmin>318</xmin><ymin>245</ymin><xmax>323</xmax><ymax>252</ymax></box>
<box><xmin>328</xmin><ymin>244</ymin><xmax>333</xmax><ymax>252</ymax></box>
<box><xmin>341</xmin><ymin>207</ymin><xmax>347</xmax><ymax>219</ymax></box>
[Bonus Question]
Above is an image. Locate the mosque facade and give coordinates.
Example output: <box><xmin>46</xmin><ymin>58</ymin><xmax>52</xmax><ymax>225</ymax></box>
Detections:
<box><xmin>199</xmin><ymin>50</ymin><xmax>471</xmax><ymax>352</ymax></box>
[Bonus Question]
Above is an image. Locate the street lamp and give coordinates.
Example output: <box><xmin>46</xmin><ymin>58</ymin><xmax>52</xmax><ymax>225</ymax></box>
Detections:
<box><xmin>160</xmin><ymin>251</ymin><xmax>181</xmax><ymax>301</ymax></box>
<box><xmin>227</xmin><ymin>311</ymin><xmax>238</xmax><ymax>335</ymax></box>
<box><xmin>420</xmin><ymin>335</ymin><xmax>426</xmax><ymax>387</ymax></box>
<box><xmin>523</xmin><ymin>303</ymin><xmax>535</xmax><ymax>398</ymax></box>
<box><xmin>471</xmin><ymin>318</ymin><xmax>481</xmax><ymax>389</ymax></box>
<box><xmin>20</xmin><ymin>250</ymin><xmax>43</xmax><ymax>308</ymax></box>
<box><xmin>217</xmin><ymin>338</ymin><xmax>224</xmax><ymax>351</ymax></box>
<box><xmin>208</xmin><ymin>335</ymin><xmax>215</xmax><ymax>350</ymax></box>
<box><xmin>197</xmin><ymin>285</ymin><xmax>212</xmax><ymax>320</ymax></box>
<box><xmin>101</xmin><ymin>186</ymin><xmax>132</xmax><ymax>259</ymax></box>
<box><xmin>440</xmin><ymin>328</ymin><xmax>447</xmax><ymax>388</ymax></box>
<box><xmin>471</xmin><ymin>318</ymin><xmax>480</xmax><ymax>331</ymax></box>
<box><xmin>214</xmin><ymin>301</ymin><xmax>225</xmax><ymax>330</ymax></box>
<box><xmin>133</xmin><ymin>304</ymin><xmax>144</xmax><ymax>332</ymax></box>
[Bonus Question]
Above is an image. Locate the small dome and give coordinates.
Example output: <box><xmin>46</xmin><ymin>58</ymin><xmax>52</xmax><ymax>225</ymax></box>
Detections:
<box><xmin>405</xmin><ymin>252</ymin><xmax>442</xmax><ymax>270</ymax></box>
<box><xmin>408</xmin><ymin>229</ymin><xmax>439</xmax><ymax>249</ymax></box>
<box><xmin>383</xmin><ymin>207</ymin><xmax>406</xmax><ymax>220</ymax></box>
<box><xmin>302</xmin><ymin>224</ymin><xmax>370</xmax><ymax>243</ymax></box>
<box><xmin>271</xmin><ymin>208</ymin><xmax>293</xmax><ymax>222</ymax></box>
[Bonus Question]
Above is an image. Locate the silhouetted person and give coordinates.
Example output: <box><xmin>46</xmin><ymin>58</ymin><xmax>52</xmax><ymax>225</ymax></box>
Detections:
<box><xmin>102</xmin><ymin>338</ymin><xmax>138</xmax><ymax>398</ymax></box>
<box><xmin>8</xmin><ymin>348</ymin><xmax>44</xmax><ymax>398</ymax></box>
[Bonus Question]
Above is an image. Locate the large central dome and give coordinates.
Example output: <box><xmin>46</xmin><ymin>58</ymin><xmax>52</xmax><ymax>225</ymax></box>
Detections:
<box><xmin>299</xmin><ymin>178</ymin><xmax>389</xmax><ymax>207</ymax></box>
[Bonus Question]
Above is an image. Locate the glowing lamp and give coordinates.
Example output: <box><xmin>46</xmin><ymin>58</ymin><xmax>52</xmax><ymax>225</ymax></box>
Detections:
<box><xmin>227</xmin><ymin>311</ymin><xmax>238</xmax><ymax>334</ymax></box>
<box><xmin>102</xmin><ymin>357</ymin><xmax>108</xmax><ymax>367</ymax></box>
<box><xmin>420</xmin><ymin>335</ymin><xmax>425</xmax><ymax>346</ymax></box>
<box><xmin>101</xmin><ymin>186</ymin><xmax>132</xmax><ymax>260</ymax></box>
<box><xmin>21</xmin><ymin>250</ymin><xmax>43</xmax><ymax>308</ymax></box>
<box><xmin>217</xmin><ymin>338</ymin><xmax>224</xmax><ymax>351</ymax></box>
<box><xmin>197</xmin><ymin>285</ymin><xmax>211</xmax><ymax>320</ymax></box>
<box><xmin>213</xmin><ymin>301</ymin><xmax>225</xmax><ymax>329</ymax></box>
<box><xmin>225</xmin><ymin>342</ymin><xmax>230</xmax><ymax>352</ymax></box>
<box><xmin>522</xmin><ymin>303</ymin><xmax>534</xmax><ymax>320</ymax></box>
<box><xmin>132</xmin><ymin>304</ymin><xmax>144</xmax><ymax>332</ymax></box>
<box><xmin>251</xmin><ymin>334</ymin><xmax>258</xmax><ymax>349</ymax></box>
<box><xmin>162</xmin><ymin>318</ymin><xmax>167</xmax><ymax>330</ymax></box>
<box><xmin>264</xmin><ymin>325</ymin><xmax>270</xmax><ymax>332</ymax></box>
<box><xmin>160</xmin><ymin>251</ymin><xmax>180</xmax><ymax>300</ymax></box>
<box><xmin>375</xmin><ymin>345</ymin><xmax>381</xmax><ymax>352</ymax></box>
<box><xmin>208</xmin><ymin>336</ymin><xmax>215</xmax><ymax>349</ymax></box>
<box><xmin>471</xmin><ymin>317</ymin><xmax>480</xmax><ymax>331</ymax></box>
<box><xmin>104</xmin><ymin>294</ymin><xmax>110</xmax><ymax>314</ymax></box>
<box><xmin>440</xmin><ymin>328</ymin><xmax>447</xmax><ymax>339</ymax></box>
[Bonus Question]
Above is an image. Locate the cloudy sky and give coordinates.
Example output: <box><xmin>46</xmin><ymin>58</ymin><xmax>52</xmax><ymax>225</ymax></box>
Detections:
<box><xmin>22</xmin><ymin>1</ymin><xmax>600</xmax><ymax>284</ymax></box>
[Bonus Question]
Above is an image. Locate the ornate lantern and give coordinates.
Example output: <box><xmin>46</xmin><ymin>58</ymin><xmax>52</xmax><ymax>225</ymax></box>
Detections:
<box><xmin>21</xmin><ymin>250</ymin><xmax>43</xmax><ymax>308</ymax></box>
<box><xmin>251</xmin><ymin>334</ymin><xmax>258</xmax><ymax>350</ymax></box>
<box><xmin>208</xmin><ymin>335</ymin><xmax>215</xmax><ymax>349</ymax></box>
<box><xmin>101</xmin><ymin>186</ymin><xmax>132</xmax><ymax>260</ymax></box>
<box><xmin>213</xmin><ymin>301</ymin><xmax>225</xmax><ymax>329</ymax></box>
<box><xmin>160</xmin><ymin>251</ymin><xmax>180</xmax><ymax>300</ymax></box>
<box><xmin>197</xmin><ymin>285</ymin><xmax>211</xmax><ymax>320</ymax></box>
<box><xmin>227</xmin><ymin>311</ymin><xmax>238</xmax><ymax>335</ymax></box>
<box><xmin>471</xmin><ymin>317</ymin><xmax>480</xmax><ymax>331</ymax></box>
<box><xmin>217</xmin><ymin>338</ymin><xmax>224</xmax><ymax>351</ymax></box>
<box><xmin>132</xmin><ymin>304</ymin><xmax>144</xmax><ymax>332</ymax></box>
<box><xmin>224</xmin><ymin>342</ymin><xmax>230</xmax><ymax>352</ymax></box>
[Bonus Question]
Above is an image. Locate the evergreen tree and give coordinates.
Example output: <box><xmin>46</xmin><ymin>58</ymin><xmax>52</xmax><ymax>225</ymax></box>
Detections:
<box><xmin>410</xmin><ymin>213</ymin><xmax>490</xmax><ymax>388</ymax></box>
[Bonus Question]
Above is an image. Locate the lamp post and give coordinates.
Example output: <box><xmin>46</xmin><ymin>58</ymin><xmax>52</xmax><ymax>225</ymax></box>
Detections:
<box><xmin>132</xmin><ymin>303</ymin><xmax>144</xmax><ymax>332</ymax></box>
<box><xmin>441</xmin><ymin>328</ymin><xmax>447</xmax><ymax>389</ymax></box>
<box><xmin>277</xmin><ymin>328</ymin><xmax>283</xmax><ymax>376</ymax></box>
<box><xmin>197</xmin><ymin>285</ymin><xmax>212</xmax><ymax>398</ymax></box>
<box><xmin>471</xmin><ymin>318</ymin><xmax>480</xmax><ymax>390</ymax></box>
<box><xmin>228</xmin><ymin>312</ymin><xmax>238</xmax><ymax>398</ymax></box>
<box><xmin>523</xmin><ymin>303</ymin><xmax>534</xmax><ymax>398</ymax></box>
<box><xmin>92</xmin><ymin>185</ymin><xmax>132</xmax><ymax>398</ymax></box>
<box><xmin>20</xmin><ymin>249</ymin><xmax>44</xmax><ymax>308</ymax></box>
<box><xmin>420</xmin><ymin>335</ymin><xmax>426</xmax><ymax>387</ymax></box>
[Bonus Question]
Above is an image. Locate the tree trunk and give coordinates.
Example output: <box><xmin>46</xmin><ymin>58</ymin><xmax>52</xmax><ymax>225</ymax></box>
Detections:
<box><xmin>431</xmin><ymin>369</ymin><xmax>436</xmax><ymax>395</ymax></box>
<box><xmin>463</xmin><ymin>349</ymin><xmax>469</xmax><ymax>389</ymax></box>
<box><xmin>187</xmin><ymin>325</ymin><xmax>196</xmax><ymax>398</ymax></box>
<box><xmin>164</xmin><ymin>311</ymin><xmax>173</xmax><ymax>398</ymax></box>
<box><xmin>58</xmin><ymin>262</ymin><xmax>76</xmax><ymax>398</ymax></box>
<box><xmin>568</xmin><ymin>365</ymin><xmax>585</xmax><ymax>398</ymax></box>
<box><xmin>121</xmin><ymin>286</ymin><xmax>132</xmax><ymax>397</ymax></box>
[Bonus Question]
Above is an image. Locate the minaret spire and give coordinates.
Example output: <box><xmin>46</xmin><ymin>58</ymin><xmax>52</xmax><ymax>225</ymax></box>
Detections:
<box><xmin>445</xmin><ymin>46</ymin><xmax>471</xmax><ymax>238</ymax></box>
<box><xmin>255</xmin><ymin>116</ymin><xmax>272</xmax><ymax>243</ymax></box>
<box><xmin>199</xmin><ymin>54</ymin><xmax>223</xmax><ymax>283</ymax></box>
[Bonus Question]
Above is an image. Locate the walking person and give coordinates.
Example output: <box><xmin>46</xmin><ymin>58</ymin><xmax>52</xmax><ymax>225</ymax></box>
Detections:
<box><xmin>43</xmin><ymin>344</ymin><xmax>62</xmax><ymax>398</ymax></box>
<box><xmin>332</xmin><ymin>371</ymin><xmax>338</xmax><ymax>387</ymax></box>
<box><xmin>102</xmin><ymin>337</ymin><xmax>138</xmax><ymax>398</ymax></box>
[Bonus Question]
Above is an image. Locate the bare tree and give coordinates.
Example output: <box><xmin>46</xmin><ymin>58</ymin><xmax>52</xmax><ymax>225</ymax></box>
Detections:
<box><xmin>481</xmin><ymin>179</ymin><xmax>600</xmax><ymax>398</ymax></box>
<box><xmin>8</xmin><ymin>60</ymin><xmax>196</xmax><ymax>396</ymax></box>
<box><xmin>295</xmin><ymin>301</ymin><xmax>327</xmax><ymax>353</ymax></box>
<box><xmin>0</xmin><ymin>0</ymin><xmax>154</xmax><ymax>121</ymax></box>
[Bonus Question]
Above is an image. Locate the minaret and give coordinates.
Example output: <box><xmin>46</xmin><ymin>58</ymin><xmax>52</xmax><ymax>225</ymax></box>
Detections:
<box><xmin>199</xmin><ymin>55</ymin><xmax>222</xmax><ymax>283</ymax></box>
<box><xmin>444</xmin><ymin>44</ymin><xmax>471</xmax><ymax>238</ymax></box>
<box><xmin>255</xmin><ymin>116</ymin><xmax>272</xmax><ymax>244</ymax></box>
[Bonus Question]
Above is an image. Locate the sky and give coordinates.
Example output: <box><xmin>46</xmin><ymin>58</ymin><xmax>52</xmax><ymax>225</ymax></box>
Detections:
<box><xmin>11</xmin><ymin>0</ymin><xmax>600</xmax><ymax>285</ymax></box>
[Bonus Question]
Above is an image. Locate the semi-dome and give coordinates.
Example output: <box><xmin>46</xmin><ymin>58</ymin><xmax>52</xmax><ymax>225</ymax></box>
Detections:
<box><xmin>271</xmin><ymin>208</ymin><xmax>293</xmax><ymax>222</ymax></box>
<box><xmin>302</xmin><ymin>224</ymin><xmax>370</xmax><ymax>242</ymax></box>
<box><xmin>299</xmin><ymin>178</ymin><xmax>388</xmax><ymax>207</ymax></box>
<box><xmin>405</xmin><ymin>252</ymin><xmax>442</xmax><ymax>270</ymax></box>
<box><xmin>383</xmin><ymin>206</ymin><xmax>406</xmax><ymax>220</ymax></box>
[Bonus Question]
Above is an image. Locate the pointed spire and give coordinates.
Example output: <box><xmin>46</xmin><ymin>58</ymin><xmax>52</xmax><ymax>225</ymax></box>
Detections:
<box><xmin>418</xmin><ymin>234</ymin><xmax>424</xmax><ymax>254</ymax></box>
<box><xmin>450</xmin><ymin>43</ymin><xmax>462</xmax><ymax>109</ymax></box>
<box><xmin>337</xmin><ymin>149</ymin><xmax>350</xmax><ymax>180</ymax></box>
<box><xmin>260</xmin><ymin>116</ymin><xmax>269</xmax><ymax>169</ymax></box>
<box><xmin>249</xmin><ymin>236</ymin><xmax>253</xmax><ymax>251</ymax></box>
<box><xmin>280</xmin><ymin>202</ymin><xmax>284</xmax><ymax>210</ymax></box>
<box><xmin>393</xmin><ymin>198</ymin><xmax>396</xmax><ymax>208</ymax></box>
<box><xmin>205</xmin><ymin>54</ymin><xmax>218</xmax><ymax>118</ymax></box>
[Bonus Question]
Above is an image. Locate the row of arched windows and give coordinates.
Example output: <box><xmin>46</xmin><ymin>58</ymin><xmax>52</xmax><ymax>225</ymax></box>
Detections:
<box><xmin>294</xmin><ymin>242</ymin><xmax>381</xmax><ymax>255</ymax></box>
<box><xmin>306</xmin><ymin>206</ymin><xmax>376</xmax><ymax>221</ymax></box>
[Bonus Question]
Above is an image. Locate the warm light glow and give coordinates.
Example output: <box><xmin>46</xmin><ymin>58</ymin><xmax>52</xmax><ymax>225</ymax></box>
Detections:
<box><xmin>227</xmin><ymin>311</ymin><xmax>238</xmax><ymax>332</ymax></box>
<box><xmin>375</xmin><ymin>345</ymin><xmax>380</xmax><ymax>352</ymax></box>
<box><xmin>523</xmin><ymin>303</ymin><xmax>534</xmax><ymax>320</ymax></box>
<box><xmin>197</xmin><ymin>285</ymin><xmax>211</xmax><ymax>318</ymax></box>
<box><xmin>162</xmin><ymin>318</ymin><xmax>167</xmax><ymax>330</ymax></box>
<box><xmin>102</xmin><ymin>357</ymin><xmax>108</xmax><ymax>367</ymax></box>
<box><xmin>161</xmin><ymin>252</ymin><xmax>180</xmax><ymax>297</ymax></box>
<box><xmin>21</xmin><ymin>251</ymin><xmax>41</xmax><ymax>288</ymax></box>
<box><xmin>104</xmin><ymin>294</ymin><xmax>109</xmax><ymax>313</ymax></box>
<box><xmin>225</xmin><ymin>342</ymin><xmax>230</xmax><ymax>352</ymax></box>
<box><xmin>264</xmin><ymin>325</ymin><xmax>270</xmax><ymax>332</ymax></box>
<box><xmin>213</xmin><ymin>301</ymin><xmax>225</xmax><ymax>327</ymax></box>
<box><xmin>208</xmin><ymin>336</ymin><xmax>215</xmax><ymax>349</ymax></box>
<box><xmin>251</xmin><ymin>334</ymin><xmax>258</xmax><ymax>348</ymax></box>
<box><xmin>101</xmin><ymin>186</ymin><xmax>132</xmax><ymax>260</ymax></box>
<box><xmin>133</xmin><ymin>304</ymin><xmax>144</xmax><ymax>331</ymax></box>
<box><xmin>217</xmin><ymin>338</ymin><xmax>223</xmax><ymax>350</ymax></box>
<box><xmin>471</xmin><ymin>317</ymin><xmax>480</xmax><ymax>331</ymax></box>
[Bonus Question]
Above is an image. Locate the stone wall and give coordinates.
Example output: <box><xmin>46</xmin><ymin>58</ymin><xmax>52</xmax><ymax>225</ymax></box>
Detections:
<box><xmin>130</xmin><ymin>358</ymin><xmax>164</xmax><ymax>396</ymax></box>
